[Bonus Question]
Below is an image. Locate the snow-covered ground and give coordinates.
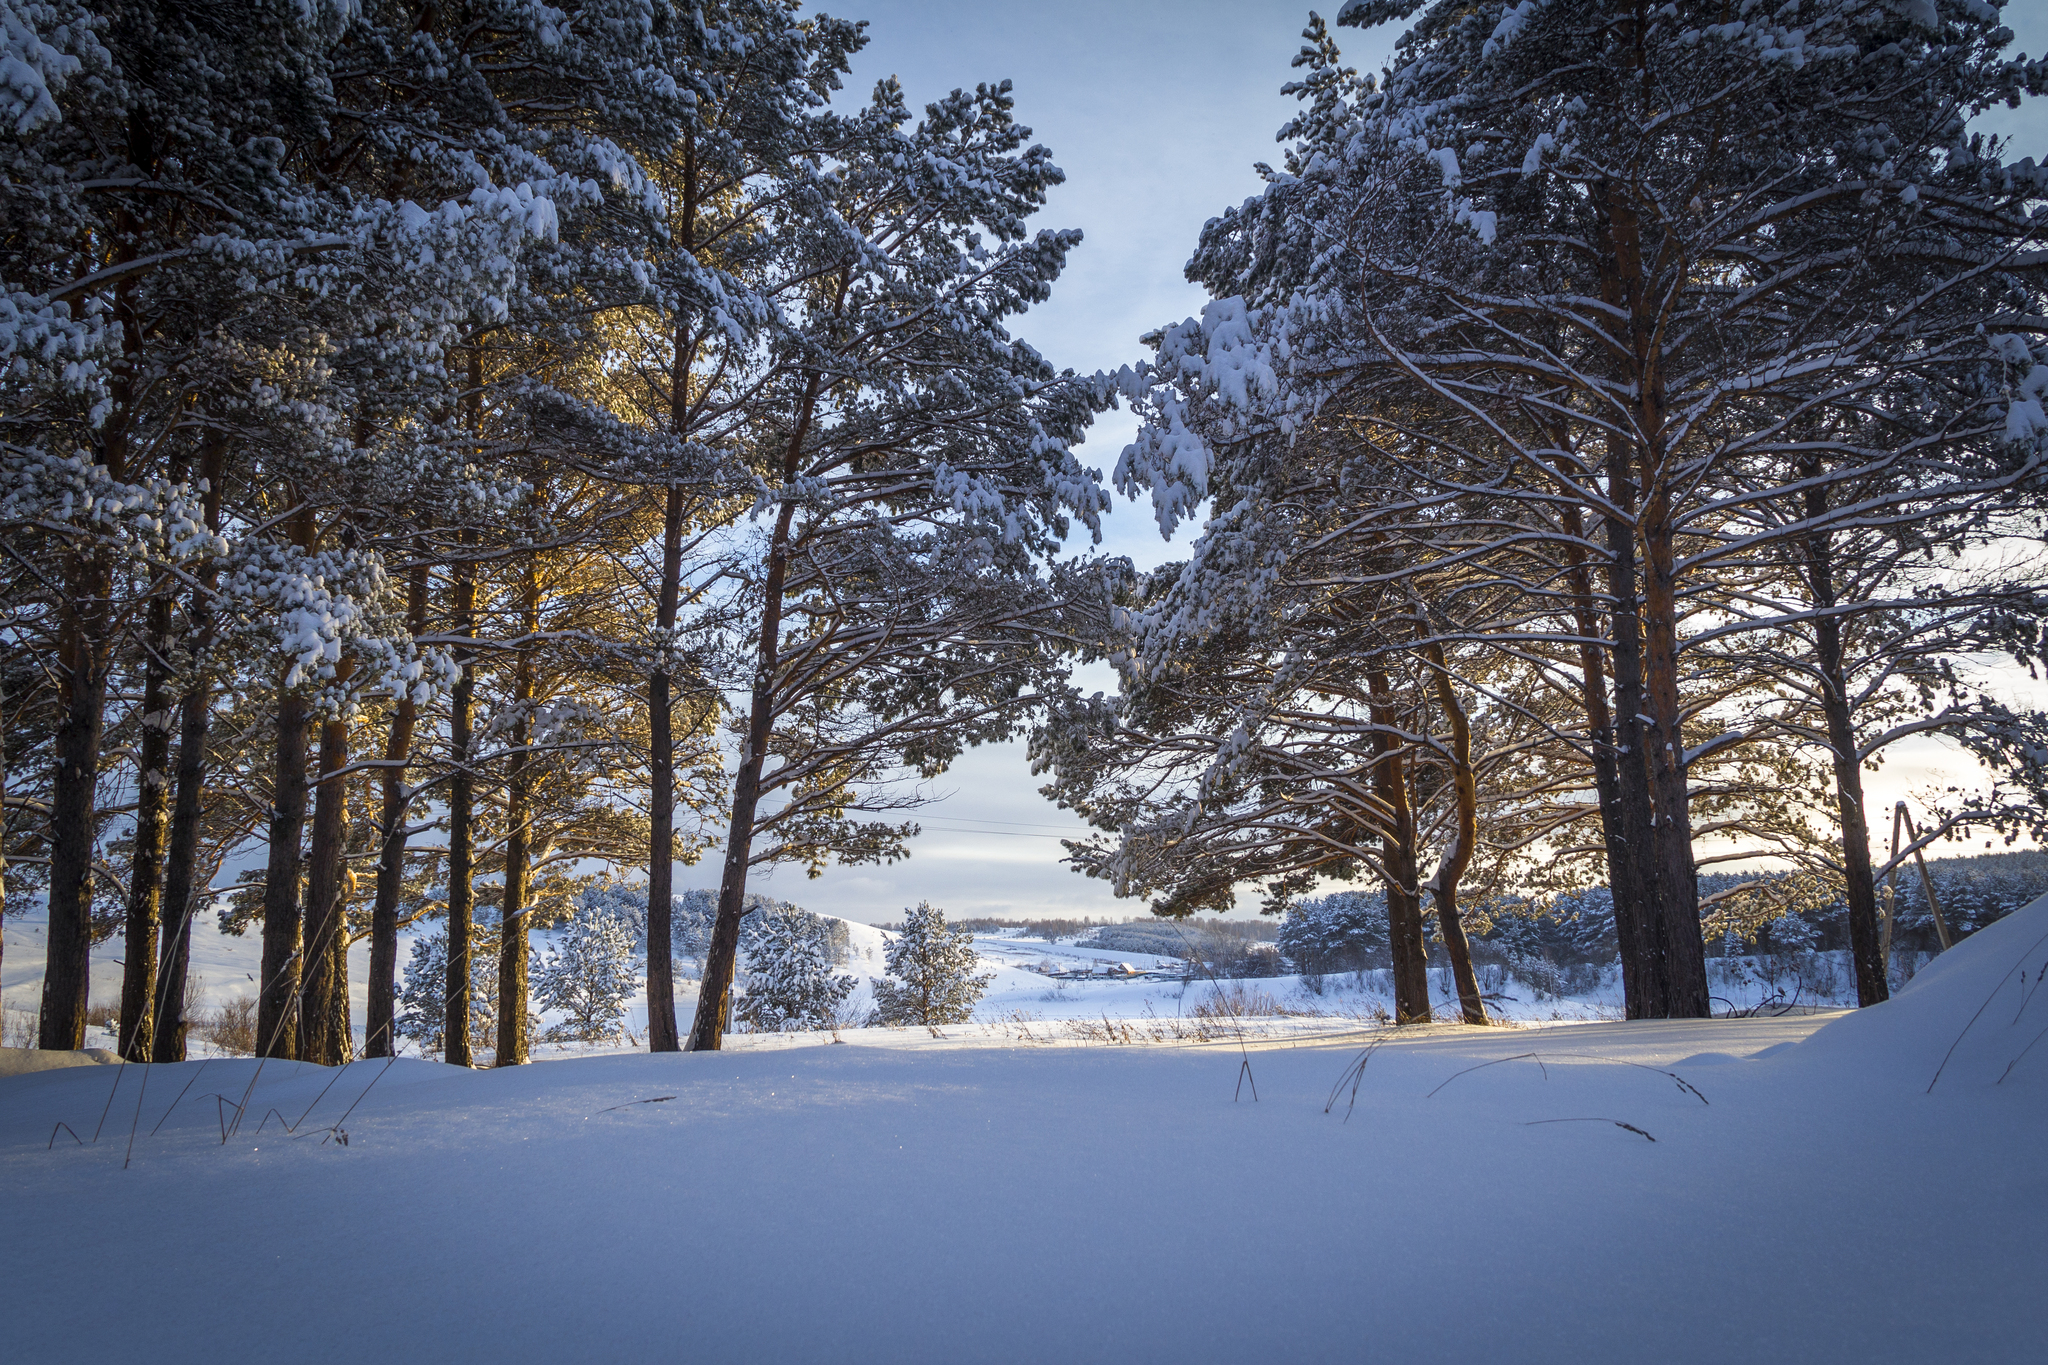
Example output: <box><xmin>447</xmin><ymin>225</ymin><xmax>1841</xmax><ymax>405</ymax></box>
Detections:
<box><xmin>4</xmin><ymin>898</ymin><xmax>2045</xmax><ymax>1362</ymax></box>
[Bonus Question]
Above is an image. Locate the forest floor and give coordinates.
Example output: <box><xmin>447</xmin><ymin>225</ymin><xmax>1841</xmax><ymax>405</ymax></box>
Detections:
<box><xmin>3</xmin><ymin>897</ymin><xmax>2044</xmax><ymax>1363</ymax></box>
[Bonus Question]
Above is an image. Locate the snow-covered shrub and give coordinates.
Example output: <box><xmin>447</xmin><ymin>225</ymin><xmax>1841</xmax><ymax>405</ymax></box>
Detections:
<box><xmin>871</xmin><ymin>902</ymin><xmax>993</xmax><ymax>1026</ymax></box>
<box><xmin>1512</xmin><ymin>954</ymin><xmax>1606</xmax><ymax>1003</ymax></box>
<box><xmin>736</xmin><ymin>910</ymin><xmax>855</xmax><ymax>1032</ymax></box>
<box><xmin>534</xmin><ymin>905</ymin><xmax>641</xmax><ymax>1043</ymax></box>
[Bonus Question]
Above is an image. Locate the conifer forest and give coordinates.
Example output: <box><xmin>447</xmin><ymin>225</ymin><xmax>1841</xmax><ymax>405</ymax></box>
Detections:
<box><xmin>3</xmin><ymin>3</ymin><xmax>2046</xmax><ymax>1361</ymax></box>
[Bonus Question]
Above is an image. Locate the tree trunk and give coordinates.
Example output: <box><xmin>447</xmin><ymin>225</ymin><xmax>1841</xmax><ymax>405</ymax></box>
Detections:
<box><xmin>1420</xmin><ymin>642</ymin><xmax>1487</xmax><ymax>1025</ymax></box>
<box><xmin>1638</xmin><ymin>510</ymin><xmax>1710</xmax><ymax>1017</ymax></box>
<box><xmin>496</xmin><ymin>561</ymin><xmax>540</xmax><ymax>1066</ymax></box>
<box><xmin>1562</xmin><ymin>504</ymin><xmax>1659</xmax><ymax>1019</ymax></box>
<box><xmin>117</xmin><ymin>588</ymin><xmax>173</xmax><ymax>1060</ymax></box>
<box><xmin>1600</xmin><ymin>178</ymin><xmax>1707</xmax><ymax>1019</ymax></box>
<box><xmin>366</xmin><ymin>557</ymin><xmax>429</xmax><ymax>1058</ymax></box>
<box><xmin>0</xmin><ymin>681</ymin><xmax>8</xmax><ymax>996</ymax></box>
<box><xmin>258</xmin><ymin>689</ymin><xmax>309</xmax><ymax>1059</ymax></box>
<box><xmin>1802</xmin><ymin>479</ymin><xmax>1888</xmax><ymax>1006</ymax></box>
<box><xmin>650</xmin><ymin>139</ymin><xmax>701</xmax><ymax>1052</ymax></box>
<box><xmin>153</xmin><ymin>671</ymin><xmax>211</xmax><ymax>1064</ymax></box>
<box><xmin>300</xmin><ymin>669</ymin><xmax>355</xmax><ymax>1066</ymax></box>
<box><xmin>39</xmin><ymin>546</ymin><xmax>111</xmax><ymax>1051</ymax></box>
<box><xmin>1598</xmin><ymin>441</ymin><xmax>1673</xmax><ymax>1018</ymax></box>
<box><xmin>258</xmin><ymin>507</ymin><xmax>319</xmax><ymax>1059</ymax></box>
<box><xmin>1368</xmin><ymin>670</ymin><xmax>1430</xmax><ymax>1024</ymax></box>
<box><xmin>42</xmin><ymin>213</ymin><xmax>144</xmax><ymax>1052</ymax></box>
<box><xmin>154</xmin><ymin>436</ymin><xmax>224</xmax><ymax>1063</ymax></box>
<box><xmin>645</xmin><ymin>485</ymin><xmax>687</xmax><ymax>1052</ymax></box>
<box><xmin>689</xmin><ymin>373</ymin><xmax>822</xmax><ymax>1052</ymax></box>
<box><xmin>444</xmin><ymin>552</ymin><xmax>478</xmax><ymax>1067</ymax></box>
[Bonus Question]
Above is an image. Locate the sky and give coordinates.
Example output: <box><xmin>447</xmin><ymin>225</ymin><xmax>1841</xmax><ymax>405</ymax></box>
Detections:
<box><xmin>714</xmin><ymin>1</ymin><xmax>2048</xmax><ymax>927</ymax></box>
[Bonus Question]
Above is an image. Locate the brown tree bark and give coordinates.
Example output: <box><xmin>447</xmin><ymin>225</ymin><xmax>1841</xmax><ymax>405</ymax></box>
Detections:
<box><xmin>153</xmin><ymin>672</ymin><xmax>211</xmax><ymax>1063</ymax></box>
<box><xmin>444</xmin><ymin>549</ymin><xmax>479</xmax><ymax>1067</ymax></box>
<box><xmin>1562</xmin><ymin>503</ymin><xmax>1661</xmax><ymax>1018</ymax></box>
<box><xmin>1801</xmin><ymin>476</ymin><xmax>1888</xmax><ymax>1006</ymax></box>
<box><xmin>1638</xmin><ymin>509</ymin><xmax>1710</xmax><ymax>1017</ymax></box>
<box><xmin>648</xmin><ymin>134</ymin><xmax>701</xmax><ymax>1052</ymax></box>
<box><xmin>496</xmin><ymin>561</ymin><xmax>540</xmax><ymax>1066</ymax></box>
<box><xmin>299</xmin><ymin>661</ymin><xmax>356</xmax><ymax>1066</ymax></box>
<box><xmin>688</xmin><ymin>373</ymin><xmax>822</xmax><ymax>1052</ymax></box>
<box><xmin>154</xmin><ymin>436</ymin><xmax>224</xmax><ymax>1063</ymax></box>
<box><xmin>42</xmin><ymin>184</ymin><xmax>146</xmax><ymax>1052</ymax></box>
<box><xmin>1419</xmin><ymin>642</ymin><xmax>1487</xmax><ymax>1025</ymax></box>
<box><xmin>366</xmin><ymin>557</ymin><xmax>429</xmax><ymax>1058</ymax></box>
<box><xmin>39</xmin><ymin>490</ymin><xmax>115</xmax><ymax>1054</ymax></box>
<box><xmin>257</xmin><ymin>688</ymin><xmax>309</xmax><ymax>1059</ymax></box>
<box><xmin>1368</xmin><ymin>670</ymin><xmax>1431</xmax><ymax>1024</ymax></box>
<box><xmin>645</xmin><ymin>485</ymin><xmax>686</xmax><ymax>1052</ymax></box>
<box><xmin>257</xmin><ymin>507</ymin><xmax>319</xmax><ymax>1058</ymax></box>
<box><xmin>1598</xmin><ymin>179</ymin><xmax>1708</xmax><ymax>1018</ymax></box>
<box><xmin>117</xmin><ymin>587</ymin><xmax>173</xmax><ymax>1060</ymax></box>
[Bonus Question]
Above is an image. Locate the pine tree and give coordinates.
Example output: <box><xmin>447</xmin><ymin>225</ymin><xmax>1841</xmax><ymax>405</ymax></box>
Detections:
<box><xmin>1106</xmin><ymin>0</ymin><xmax>2048</xmax><ymax>1019</ymax></box>
<box><xmin>870</xmin><ymin>903</ymin><xmax>993</xmax><ymax>1027</ymax></box>
<box><xmin>736</xmin><ymin>909</ymin><xmax>854</xmax><ymax>1032</ymax></box>
<box><xmin>684</xmin><ymin>73</ymin><xmax>1108</xmax><ymax>1051</ymax></box>
<box><xmin>534</xmin><ymin>905</ymin><xmax>642</xmax><ymax>1045</ymax></box>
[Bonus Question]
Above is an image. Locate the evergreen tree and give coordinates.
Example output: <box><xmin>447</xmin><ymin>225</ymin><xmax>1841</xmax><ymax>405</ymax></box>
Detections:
<box><xmin>1105</xmin><ymin>0</ymin><xmax>2048</xmax><ymax>1020</ymax></box>
<box><xmin>533</xmin><ymin>905</ymin><xmax>641</xmax><ymax>1044</ymax></box>
<box><xmin>870</xmin><ymin>902</ymin><xmax>992</xmax><ymax>1027</ymax></box>
<box><xmin>736</xmin><ymin>909</ymin><xmax>854</xmax><ymax>1032</ymax></box>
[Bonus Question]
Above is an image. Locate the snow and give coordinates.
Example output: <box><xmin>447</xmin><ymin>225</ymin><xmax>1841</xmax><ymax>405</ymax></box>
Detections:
<box><xmin>4</xmin><ymin>897</ymin><xmax>2044</xmax><ymax>1360</ymax></box>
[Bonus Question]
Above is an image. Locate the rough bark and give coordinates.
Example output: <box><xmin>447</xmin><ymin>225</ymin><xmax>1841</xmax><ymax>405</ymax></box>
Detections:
<box><xmin>39</xmin><ymin>518</ymin><xmax>112</xmax><ymax>1053</ymax></box>
<box><xmin>299</xmin><ymin>668</ymin><xmax>355</xmax><ymax>1066</ymax></box>
<box><xmin>366</xmin><ymin>557</ymin><xmax>429</xmax><ymax>1058</ymax></box>
<box><xmin>153</xmin><ymin>671</ymin><xmax>210</xmax><ymax>1064</ymax></box>
<box><xmin>1638</xmin><ymin>511</ymin><xmax>1710</xmax><ymax>1017</ymax></box>
<box><xmin>444</xmin><ymin>550</ymin><xmax>478</xmax><ymax>1068</ymax></box>
<box><xmin>1368</xmin><ymin>670</ymin><xmax>1431</xmax><ymax>1024</ymax></box>
<box><xmin>649</xmin><ymin>140</ymin><xmax>700</xmax><ymax>1052</ymax></box>
<box><xmin>42</xmin><ymin>193</ymin><xmax>144</xmax><ymax>1052</ymax></box>
<box><xmin>445</xmin><ymin>346</ymin><xmax>485</xmax><ymax>1068</ymax></box>
<box><xmin>496</xmin><ymin>561</ymin><xmax>539</xmax><ymax>1066</ymax></box>
<box><xmin>1562</xmin><ymin>503</ymin><xmax>1659</xmax><ymax>1019</ymax></box>
<box><xmin>154</xmin><ymin>436</ymin><xmax>224</xmax><ymax>1063</ymax></box>
<box><xmin>0</xmin><ymin>682</ymin><xmax>7</xmax><ymax>993</ymax></box>
<box><xmin>1420</xmin><ymin>642</ymin><xmax>1487</xmax><ymax>1025</ymax></box>
<box><xmin>258</xmin><ymin>508</ymin><xmax>319</xmax><ymax>1058</ymax></box>
<box><xmin>689</xmin><ymin>373</ymin><xmax>822</xmax><ymax>1052</ymax></box>
<box><xmin>1598</xmin><ymin>448</ymin><xmax>1674</xmax><ymax>1022</ymax></box>
<box><xmin>117</xmin><ymin>587</ymin><xmax>173</xmax><ymax>1060</ymax></box>
<box><xmin>1599</xmin><ymin>179</ymin><xmax>1708</xmax><ymax>1018</ymax></box>
<box><xmin>1802</xmin><ymin>478</ymin><xmax>1888</xmax><ymax>1006</ymax></box>
<box><xmin>645</xmin><ymin>485</ymin><xmax>686</xmax><ymax>1052</ymax></box>
<box><xmin>257</xmin><ymin>688</ymin><xmax>309</xmax><ymax>1059</ymax></box>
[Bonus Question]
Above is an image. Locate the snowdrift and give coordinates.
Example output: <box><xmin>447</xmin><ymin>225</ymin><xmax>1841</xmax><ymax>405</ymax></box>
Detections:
<box><xmin>1786</xmin><ymin>890</ymin><xmax>2048</xmax><ymax>1089</ymax></box>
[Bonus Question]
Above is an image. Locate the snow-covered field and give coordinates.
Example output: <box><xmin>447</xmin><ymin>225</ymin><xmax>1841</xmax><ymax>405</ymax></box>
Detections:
<box><xmin>8</xmin><ymin>913</ymin><xmax>1636</xmax><ymax>1053</ymax></box>
<box><xmin>4</xmin><ymin>898</ymin><xmax>2045</xmax><ymax>1362</ymax></box>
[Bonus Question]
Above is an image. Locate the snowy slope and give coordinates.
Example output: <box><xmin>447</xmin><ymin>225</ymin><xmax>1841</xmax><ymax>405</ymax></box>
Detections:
<box><xmin>3</xmin><ymin>898</ymin><xmax>2043</xmax><ymax>1362</ymax></box>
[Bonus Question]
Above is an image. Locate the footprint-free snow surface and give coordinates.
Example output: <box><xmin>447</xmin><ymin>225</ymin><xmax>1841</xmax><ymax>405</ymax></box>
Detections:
<box><xmin>6</xmin><ymin>897</ymin><xmax>2046</xmax><ymax>1364</ymax></box>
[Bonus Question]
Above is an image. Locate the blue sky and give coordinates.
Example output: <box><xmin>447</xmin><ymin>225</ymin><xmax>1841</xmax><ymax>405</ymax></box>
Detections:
<box><xmin>723</xmin><ymin>1</ymin><xmax>2048</xmax><ymax>926</ymax></box>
